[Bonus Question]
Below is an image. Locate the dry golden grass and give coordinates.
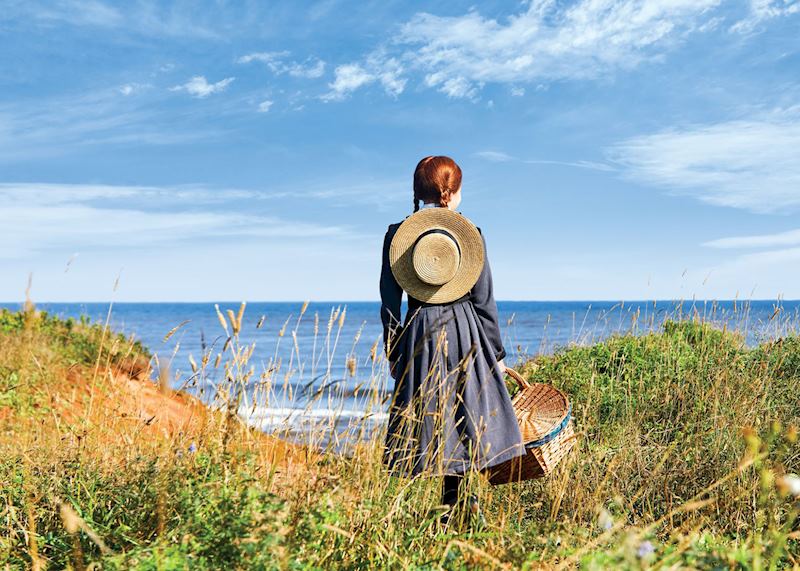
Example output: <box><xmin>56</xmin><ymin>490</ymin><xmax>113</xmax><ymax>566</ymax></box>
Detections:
<box><xmin>0</xmin><ymin>302</ymin><xmax>799</xmax><ymax>569</ymax></box>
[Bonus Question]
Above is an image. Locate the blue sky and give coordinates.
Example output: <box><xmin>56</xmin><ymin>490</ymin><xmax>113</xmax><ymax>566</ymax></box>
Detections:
<box><xmin>1</xmin><ymin>0</ymin><xmax>799</xmax><ymax>302</ymax></box>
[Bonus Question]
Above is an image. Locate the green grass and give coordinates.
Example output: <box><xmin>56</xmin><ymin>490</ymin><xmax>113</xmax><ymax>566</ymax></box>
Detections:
<box><xmin>0</xmin><ymin>308</ymin><xmax>798</xmax><ymax>569</ymax></box>
<box><xmin>511</xmin><ymin>320</ymin><xmax>800</xmax><ymax>534</ymax></box>
<box><xmin>0</xmin><ymin>308</ymin><xmax>149</xmax><ymax>366</ymax></box>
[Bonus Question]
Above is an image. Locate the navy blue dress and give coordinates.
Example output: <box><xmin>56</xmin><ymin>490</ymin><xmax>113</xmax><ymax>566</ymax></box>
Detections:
<box><xmin>379</xmin><ymin>217</ymin><xmax>526</xmax><ymax>477</ymax></box>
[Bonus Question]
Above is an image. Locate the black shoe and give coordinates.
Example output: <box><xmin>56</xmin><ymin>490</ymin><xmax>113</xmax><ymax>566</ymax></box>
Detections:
<box><xmin>440</xmin><ymin>508</ymin><xmax>452</xmax><ymax>527</ymax></box>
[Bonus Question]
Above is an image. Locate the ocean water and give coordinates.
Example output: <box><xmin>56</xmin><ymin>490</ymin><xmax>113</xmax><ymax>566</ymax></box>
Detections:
<box><xmin>4</xmin><ymin>299</ymin><xmax>799</xmax><ymax>449</ymax></box>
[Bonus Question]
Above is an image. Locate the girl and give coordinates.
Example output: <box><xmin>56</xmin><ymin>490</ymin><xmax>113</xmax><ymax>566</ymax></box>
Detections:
<box><xmin>379</xmin><ymin>155</ymin><xmax>525</xmax><ymax>524</ymax></box>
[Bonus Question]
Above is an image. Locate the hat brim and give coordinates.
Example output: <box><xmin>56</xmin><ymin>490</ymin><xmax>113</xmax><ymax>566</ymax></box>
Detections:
<box><xmin>389</xmin><ymin>209</ymin><xmax>485</xmax><ymax>304</ymax></box>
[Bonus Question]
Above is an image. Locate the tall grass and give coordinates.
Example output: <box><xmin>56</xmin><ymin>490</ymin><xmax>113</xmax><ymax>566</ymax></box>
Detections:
<box><xmin>0</xmin><ymin>301</ymin><xmax>799</xmax><ymax>569</ymax></box>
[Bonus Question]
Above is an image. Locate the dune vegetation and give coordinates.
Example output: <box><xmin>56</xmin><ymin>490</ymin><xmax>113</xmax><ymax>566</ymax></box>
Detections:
<box><xmin>1</xmin><ymin>303</ymin><xmax>799</xmax><ymax>569</ymax></box>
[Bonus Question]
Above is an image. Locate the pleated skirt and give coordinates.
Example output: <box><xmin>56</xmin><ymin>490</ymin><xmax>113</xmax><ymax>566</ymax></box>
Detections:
<box><xmin>382</xmin><ymin>299</ymin><xmax>526</xmax><ymax>478</ymax></box>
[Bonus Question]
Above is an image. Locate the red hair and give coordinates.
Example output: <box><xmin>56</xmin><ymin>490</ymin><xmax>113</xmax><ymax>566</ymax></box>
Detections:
<box><xmin>413</xmin><ymin>156</ymin><xmax>462</xmax><ymax>212</ymax></box>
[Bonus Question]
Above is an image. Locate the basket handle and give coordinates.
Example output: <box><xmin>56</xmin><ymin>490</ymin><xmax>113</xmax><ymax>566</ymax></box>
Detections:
<box><xmin>505</xmin><ymin>367</ymin><xmax>531</xmax><ymax>390</ymax></box>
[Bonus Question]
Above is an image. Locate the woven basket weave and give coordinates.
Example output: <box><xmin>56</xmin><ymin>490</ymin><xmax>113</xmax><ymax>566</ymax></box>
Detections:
<box><xmin>484</xmin><ymin>368</ymin><xmax>576</xmax><ymax>485</ymax></box>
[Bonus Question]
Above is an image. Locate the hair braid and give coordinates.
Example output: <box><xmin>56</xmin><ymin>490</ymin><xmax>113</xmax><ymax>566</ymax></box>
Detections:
<box><xmin>439</xmin><ymin>187</ymin><xmax>451</xmax><ymax>208</ymax></box>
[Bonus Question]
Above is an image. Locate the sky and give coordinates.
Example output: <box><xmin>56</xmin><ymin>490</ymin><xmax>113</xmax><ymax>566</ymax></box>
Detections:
<box><xmin>1</xmin><ymin>0</ymin><xmax>799</xmax><ymax>302</ymax></box>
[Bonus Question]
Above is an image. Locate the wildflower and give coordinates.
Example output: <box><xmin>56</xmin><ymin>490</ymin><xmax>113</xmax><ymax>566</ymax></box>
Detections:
<box><xmin>637</xmin><ymin>540</ymin><xmax>655</xmax><ymax>559</ymax></box>
<box><xmin>597</xmin><ymin>508</ymin><xmax>613</xmax><ymax>531</ymax></box>
<box><xmin>188</xmin><ymin>442</ymin><xmax>198</xmax><ymax>454</ymax></box>
<box><xmin>777</xmin><ymin>474</ymin><xmax>800</xmax><ymax>497</ymax></box>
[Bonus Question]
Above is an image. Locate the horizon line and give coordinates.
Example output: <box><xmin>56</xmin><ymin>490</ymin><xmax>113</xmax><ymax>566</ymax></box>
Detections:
<box><xmin>2</xmin><ymin>298</ymin><xmax>797</xmax><ymax>305</ymax></box>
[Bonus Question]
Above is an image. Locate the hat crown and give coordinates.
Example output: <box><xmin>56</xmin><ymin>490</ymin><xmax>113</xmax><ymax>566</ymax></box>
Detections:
<box><xmin>388</xmin><ymin>208</ymin><xmax>484</xmax><ymax>304</ymax></box>
<box><xmin>412</xmin><ymin>232</ymin><xmax>460</xmax><ymax>285</ymax></box>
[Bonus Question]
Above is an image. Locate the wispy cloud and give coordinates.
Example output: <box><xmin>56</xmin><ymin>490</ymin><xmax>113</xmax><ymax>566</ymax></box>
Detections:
<box><xmin>735</xmin><ymin>246</ymin><xmax>800</xmax><ymax>264</ymax></box>
<box><xmin>169</xmin><ymin>76</ymin><xmax>235</xmax><ymax>98</ymax></box>
<box><xmin>316</xmin><ymin>0</ymin><xmax>757</xmax><ymax>101</ymax></box>
<box><xmin>257</xmin><ymin>100</ymin><xmax>274</xmax><ymax>113</ymax></box>
<box><xmin>305</xmin><ymin>182</ymin><xmax>406</xmax><ymax>207</ymax></box>
<box><xmin>237</xmin><ymin>51</ymin><xmax>326</xmax><ymax>79</ymax></box>
<box><xmin>474</xmin><ymin>150</ymin><xmax>615</xmax><ymax>172</ymax></box>
<box><xmin>118</xmin><ymin>82</ymin><xmax>150</xmax><ymax>96</ymax></box>
<box><xmin>698</xmin><ymin>243</ymin><xmax>800</xmax><ymax>298</ymax></box>
<box><xmin>0</xmin><ymin>177</ymin><xmax>408</xmax><ymax>259</ymax></box>
<box><xmin>731</xmin><ymin>0</ymin><xmax>800</xmax><ymax>32</ymax></box>
<box><xmin>321</xmin><ymin>54</ymin><xmax>405</xmax><ymax>101</ymax></box>
<box><xmin>608</xmin><ymin>108</ymin><xmax>800</xmax><ymax>213</ymax></box>
<box><xmin>316</xmin><ymin>0</ymin><xmax>799</xmax><ymax>102</ymax></box>
<box><xmin>475</xmin><ymin>151</ymin><xmax>514</xmax><ymax>163</ymax></box>
<box><xmin>0</xmin><ymin>183</ymin><xmax>350</xmax><ymax>259</ymax></box>
<box><xmin>704</xmin><ymin>228</ymin><xmax>800</xmax><ymax>249</ymax></box>
<box><xmin>0</xmin><ymin>88</ymin><xmax>225</xmax><ymax>161</ymax></box>
<box><xmin>425</xmin><ymin>74</ymin><xmax>481</xmax><ymax>101</ymax></box>
<box><xmin>238</xmin><ymin>51</ymin><xmax>289</xmax><ymax>65</ymax></box>
<box><xmin>323</xmin><ymin>64</ymin><xmax>373</xmax><ymax>101</ymax></box>
<box><xmin>0</xmin><ymin>182</ymin><xmax>272</xmax><ymax>205</ymax></box>
<box><xmin>28</xmin><ymin>0</ymin><xmax>123</xmax><ymax>28</ymax></box>
<box><xmin>5</xmin><ymin>0</ymin><xmax>221</xmax><ymax>39</ymax></box>
<box><xmin>386</xmin><ymin>0</ymin><xmax>721</xmax><ymax>100</ymax></box>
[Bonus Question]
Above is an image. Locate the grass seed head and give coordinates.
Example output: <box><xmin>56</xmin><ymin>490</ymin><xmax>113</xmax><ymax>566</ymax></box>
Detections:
<box><xmin>214</xmin><ymin>304</ymin><xmax>229</xmax><ymax>334</ymax></box>
<box><xmin>226</xmin><ymin>309</ymin><xmax>239</xmax><ymax>335</ymax></box>
<box><xmin>59</xmin><ymin>501</ymin><xmax>80</xmax><ymax>534</ymax></box>
<box><xmin>236</xmin><ymin>302</ymin><xmax>246</xmax><ymax>333</ymax></box>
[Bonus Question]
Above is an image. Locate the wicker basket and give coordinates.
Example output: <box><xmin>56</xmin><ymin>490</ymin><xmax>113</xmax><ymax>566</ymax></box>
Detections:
<box><xmin>484</xmin><ymin>368</ymin><xmax>576</xmax><ymax>485</ymax></box>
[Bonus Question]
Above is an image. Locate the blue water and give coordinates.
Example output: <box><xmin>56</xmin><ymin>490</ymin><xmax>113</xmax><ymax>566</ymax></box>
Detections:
<box><xmin>4</xmin><ymin>299</ymin><xmax>799</xmax><ymax>447</ymax></box>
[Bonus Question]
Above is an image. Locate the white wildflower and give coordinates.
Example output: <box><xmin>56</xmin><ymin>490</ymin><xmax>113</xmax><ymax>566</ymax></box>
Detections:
<box><xmin>597</xmin><ymin>508</ymin><xmax>613</xmax><ymax>531</ymax></box>
<box><xmin>778</xmin><ymin>474</ymin><xmax>800</xmax><ymax>497</ymax></box>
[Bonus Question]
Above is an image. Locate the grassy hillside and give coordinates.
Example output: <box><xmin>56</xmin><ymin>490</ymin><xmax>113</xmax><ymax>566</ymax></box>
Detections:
<box><xmin>0</xmin><ymin>307</ymin><xmax>798</xmax><ymax>569</ymax></box>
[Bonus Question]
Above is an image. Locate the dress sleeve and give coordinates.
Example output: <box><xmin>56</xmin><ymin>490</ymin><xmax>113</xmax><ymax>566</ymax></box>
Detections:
<box><xmin>470</xmin><ymin>230</ymin><xmax>507</xmax><ymax>362</ymax></box>
<box><xmin>379</xmin><ymin>225</ymin><xmax>404</xmax><ymax>366</ymax></box>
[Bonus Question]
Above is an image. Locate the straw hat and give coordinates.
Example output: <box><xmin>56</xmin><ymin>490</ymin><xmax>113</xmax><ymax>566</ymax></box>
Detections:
<box><xmin>389</xmin><ymin>208</ymin><xmax>485</xmax><ymax>303</ymax></box>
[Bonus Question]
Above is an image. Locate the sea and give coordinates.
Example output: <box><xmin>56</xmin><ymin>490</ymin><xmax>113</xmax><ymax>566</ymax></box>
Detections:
<box><xmin>4</xmin><ymin>299</ymin><xmax>799</xmax><ymax>451</ymax></box>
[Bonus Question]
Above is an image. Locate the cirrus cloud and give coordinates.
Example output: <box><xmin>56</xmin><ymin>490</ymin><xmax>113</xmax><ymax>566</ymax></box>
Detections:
<box><xmin>0</xmin><ymin>182</ymin><xmax>350</xmax><ymax>260</ymax></box>
<box><xmin>609</xmin><ymin>108</ymin><xmax>800</xmax><ymax>213</ymax></box>
<box><xmin>237</xmin><ymin>51</ymin><xmax>326</xmax><ymax>79</ymax></box>
<box><xmin>704</xmin><ymin>228</ymin><xmax>800</xmax><ymax>249</ymax></box>
<box><xmin>169</xmin><ymin>76</ymin><xmax>235</xmax><ymax>98</ymax></box>
<box><xmin>731</xmin><ymin>0</ymin><xmax>800</xmax><ymax>32</ymax></box>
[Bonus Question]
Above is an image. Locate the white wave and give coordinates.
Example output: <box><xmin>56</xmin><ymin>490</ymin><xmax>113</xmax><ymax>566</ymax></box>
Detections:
<box><xmin>240</xmin><ymin>405</ymin><xmax>389</xmax><ymax>429</ymax></box>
